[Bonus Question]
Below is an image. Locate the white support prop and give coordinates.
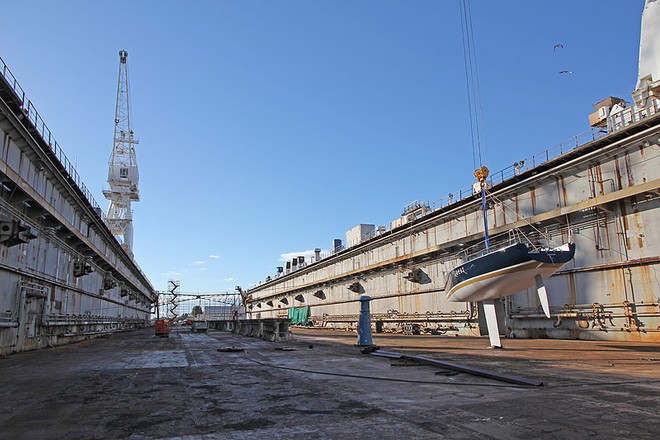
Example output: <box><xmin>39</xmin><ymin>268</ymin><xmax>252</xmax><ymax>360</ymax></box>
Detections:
<box><xmin>482</xmin><ymin>299</ymin><xmax>502</xmax><ymax>348</ymax></box>
<box><xmin>535</xmin><ymin>274</ymin><xmax>551</xmax><ymax>318</ymax></box>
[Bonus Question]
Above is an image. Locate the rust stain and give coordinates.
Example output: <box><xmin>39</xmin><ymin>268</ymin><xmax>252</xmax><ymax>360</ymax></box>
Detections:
<box><xmin>614</xmin><ymin>156</ymin><xmax>624</xmax><ymax>190</ymax></box>
<box><xmin>514</xmin><ymin>193</ymin><xmax>519</xmax><ymax>220</ymax></box>
<box><xmin>625</xmin><ymin>152</ymin><xmax>635</xmax><ymax>187</ymax></box>
<box><xmin>567</xmin><ymin>273</ymin><xmax>577</xmax><ymax>305</ymax></box>
<box><xmin>603</xmin><ymin>267</ymin><xmax>624</xmax><ymax>303</ymax></box>
<box><xmin>588</xmin><ymin>166</ymin><xmax>596</xmax><ymax>198</ymax></box>
<box><xmin>630</xmin><ymin>210</ymin><xmax>645</xmax><ymax>254</ymax></box>
<box><xmin>559</xmin><ymin>176</ymin><xmax>568</xmax><ymax>208</ymax></box>
<box><xmin>619</xmin><ymin>200</ymin><xmax>630</xmax><ymax>242</ymax></box>
<box><xmin>530</xmin><ymin>187</ymin><xmax>536</xmax><ymax>214</ymax></box>
<box><xmin>493</xmin><ymin>202</ymin><xmax>498</xmax><ymax>227</ymax></box>
<box><xmin>413</xmin><ymin>289</ymin><xmax>421</xmax><ymax>312</ymax></box>
<box><xmin>596</xmin><ymin>164</ymin><xmax>604</xmax><ymax>196</ymax></box>
<box><xmin>637</xmin><ymin>265</ymin><xmax>655</xmax><ymax>303</ymax></box>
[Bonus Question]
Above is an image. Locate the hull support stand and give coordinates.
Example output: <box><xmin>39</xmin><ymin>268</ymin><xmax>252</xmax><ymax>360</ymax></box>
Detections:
<box><xmin>482</xmin><ymin>299</ymin><xmax>503</xmax><ymax>348</ymax></box>
<box><xmin>535</xmin><ymin>274</ymin><xmax>551</xmax><ymax>318</ymax></box>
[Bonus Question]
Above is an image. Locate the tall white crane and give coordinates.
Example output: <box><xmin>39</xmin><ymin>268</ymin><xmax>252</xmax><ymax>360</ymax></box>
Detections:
<box><xmin>103</xmin><ymin>50</ymin><xmax>139</xmax><ymax>256</ymax></box>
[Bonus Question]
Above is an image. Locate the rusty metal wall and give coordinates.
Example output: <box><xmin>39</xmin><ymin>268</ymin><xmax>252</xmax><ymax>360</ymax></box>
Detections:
<box><xmin>0</xmin><ymin>63</ymin><xmax>154</xmax><ymax>355</ymax></box>
<box><xmin>247</xmin><ymin>114</ymin><xmax>660</xmax><ymax>343</ymax></box>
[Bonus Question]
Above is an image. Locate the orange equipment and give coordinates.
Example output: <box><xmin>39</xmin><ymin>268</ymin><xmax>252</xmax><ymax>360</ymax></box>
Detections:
<box><xmin>154</xmin><ymin>319</ymin><xmax>170</xmax><ymax>337</ymax></box>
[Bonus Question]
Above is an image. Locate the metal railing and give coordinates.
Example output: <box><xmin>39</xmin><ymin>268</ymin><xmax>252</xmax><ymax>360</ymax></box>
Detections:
<box><xmin>608</xmin><ymin>100</ymin><xmax>660</xmax><ymax>132</ymax></box>
<box><xmin>0</xmin><ymin>57</ymin><xmax>104</xmax><ymax>218</ymax></box>
<box><xmin>44</xmin><ymin>314</ymin><xmax>146</xmax><ymax>324</ymax></box>
<box><xmin>429</xmin><ymin>127</ymin><xmax>608</xmax><ymax>212</ymax></box>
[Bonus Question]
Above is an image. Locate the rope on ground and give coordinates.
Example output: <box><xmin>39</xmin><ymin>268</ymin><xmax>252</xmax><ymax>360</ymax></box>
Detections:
<box><xmin>241</xmin><ymin>349</ymin><xmax>523</xmax><ymax>388</ymax></box>
<box><xmin>242</xmin><ymin>350</ymin><xmax>660</xmax><ymax>389</ymax></box>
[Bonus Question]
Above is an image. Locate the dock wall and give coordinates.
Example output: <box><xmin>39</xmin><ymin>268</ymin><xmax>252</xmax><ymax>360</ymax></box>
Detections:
<box><xmin>207</xmin><ymin>319</ymin><xmax>292</xmax><ymax>342</ymax></box>
<box><xmin>0</xmin><ymin>58</ymin><xmax>155</xmax><ymax>355</ymax></box>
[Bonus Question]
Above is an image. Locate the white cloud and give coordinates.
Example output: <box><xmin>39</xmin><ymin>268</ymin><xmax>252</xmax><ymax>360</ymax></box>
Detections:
<box><xmin>161</xmin><ymin>270</ymin><xmax>180</xmax><ymax>277</ymax></box>
<box><xmin>209</xmin><ymin>255</ymin><xmax>220</xmax><ymax>259</ymax></box>
<box><xmin>223</xmin><ymin>277</ymin><xmax>235</xmax><ymax>281</ymax></box>
<box><xmin>192</xmin><ymin>261</ymin><xmax>206</xmax><ymax>266</ymax></box>
<box><xmin>200</xmin><ymin>267</ymin><xmax>208</xmax><ymax>271</ymax></box>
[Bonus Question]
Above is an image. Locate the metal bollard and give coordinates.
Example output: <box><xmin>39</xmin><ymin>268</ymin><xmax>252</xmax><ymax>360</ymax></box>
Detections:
<box><xmin>356</xmin><ymin>295</ymin><xmax>373</xmax><ymax>346</ymax></box>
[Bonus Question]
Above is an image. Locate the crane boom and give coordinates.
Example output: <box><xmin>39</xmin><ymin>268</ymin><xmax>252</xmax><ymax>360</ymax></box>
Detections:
<box><xmin>103</xmin><ymin>50</ymin><xmax>140</xmax><ymax>256</ymax></box>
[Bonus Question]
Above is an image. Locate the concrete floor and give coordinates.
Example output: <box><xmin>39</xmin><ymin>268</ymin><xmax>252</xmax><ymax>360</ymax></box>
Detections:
<box><xmin>0</xmin><ymin>327</ymin><xmax>658</xmax><ymax>439</ymax></box>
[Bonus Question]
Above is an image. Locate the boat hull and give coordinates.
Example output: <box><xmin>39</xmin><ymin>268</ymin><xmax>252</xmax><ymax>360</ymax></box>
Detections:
<box><xmin>446</xmin><ymin>243</ymin><xmax>575</xmax><ymax>303</ymax></box>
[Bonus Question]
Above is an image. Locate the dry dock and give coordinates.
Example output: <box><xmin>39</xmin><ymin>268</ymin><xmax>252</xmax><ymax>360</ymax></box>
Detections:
<box><xmin>0</xmin><ymin>328</ymin><xmax>657</xmax><ymax>439</ymax></box>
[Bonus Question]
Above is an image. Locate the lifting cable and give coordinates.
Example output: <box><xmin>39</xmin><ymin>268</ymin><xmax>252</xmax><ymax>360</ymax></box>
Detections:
<box><xmin>460</xmin><ymin>0</ymin><xmax>487</xmax><ymax>170</ymax></box>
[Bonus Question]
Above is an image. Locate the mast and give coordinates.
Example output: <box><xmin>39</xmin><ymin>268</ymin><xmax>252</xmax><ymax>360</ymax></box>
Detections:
<box><xmin>474</xmin><ymin>166</ymin><xmax>490</xmax><ymax>251</ymax></box>
<box><xmin>103</xmin><ymin>50</ymin><xmax>140</xmax><ymax>257</ymax></box>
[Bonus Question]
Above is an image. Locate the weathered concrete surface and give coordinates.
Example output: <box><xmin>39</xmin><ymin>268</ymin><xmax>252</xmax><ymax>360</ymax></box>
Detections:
<box><xmin>0</xmin><ymin>327</ymin><xmax>658</xmax><ymax>439</ymax></box>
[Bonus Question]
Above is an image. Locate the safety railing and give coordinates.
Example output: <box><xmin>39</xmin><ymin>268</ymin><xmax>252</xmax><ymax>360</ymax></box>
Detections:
<box><xmin>429</xmin><ymin>126</ymin><xmax>610</xmax><ymax>212</ymax></box>
<box><xmin>607</xmin><ymin>100</ymin><xmax>660</xmax><ymax>132</ymax></box>
<box><xmin>0</xmin><ymin>57</ymin><xmax>104</xmax><ymax>218</ymax></box>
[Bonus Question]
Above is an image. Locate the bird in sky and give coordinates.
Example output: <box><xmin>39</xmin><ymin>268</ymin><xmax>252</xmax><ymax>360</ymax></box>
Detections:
<box><xmin>559</xmin><ymin>70</ymin><xmax>574</xmax><ymax>75</ymax></box>
<box><xmin>554</xmin><ymin>43</ymin><xmax>564</xmax><ymax>51</ymax></box>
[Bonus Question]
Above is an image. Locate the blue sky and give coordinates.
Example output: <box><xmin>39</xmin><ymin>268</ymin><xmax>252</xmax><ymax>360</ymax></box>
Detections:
<box><xmin>0</xmin><ymin>0</ymin><xmax>645</xmax><ymax>293</ymax></box>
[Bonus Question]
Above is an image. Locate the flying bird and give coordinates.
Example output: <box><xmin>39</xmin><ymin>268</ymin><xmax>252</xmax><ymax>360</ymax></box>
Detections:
<box><xmin>554</xmin><ymin>44</ymin><xmax>564</xmax><ymax>51</ymax></box>
<box><xmin>559</xmin><ymin>70</ymin><xmax>574</xmax><ymax>75</ymax></box>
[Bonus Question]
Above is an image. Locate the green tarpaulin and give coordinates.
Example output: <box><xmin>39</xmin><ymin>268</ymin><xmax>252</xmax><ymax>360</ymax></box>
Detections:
<box><xmin>288</xmin><ymin>306</ymin><xmax>310</xmax><ymax>325</ymax></box>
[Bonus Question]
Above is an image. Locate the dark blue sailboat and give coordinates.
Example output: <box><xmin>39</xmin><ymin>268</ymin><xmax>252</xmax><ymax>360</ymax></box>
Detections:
<box><xmin>446</xmin><ymin>167</ymin><xmax>576</xmax><ymax>347</ymax></box>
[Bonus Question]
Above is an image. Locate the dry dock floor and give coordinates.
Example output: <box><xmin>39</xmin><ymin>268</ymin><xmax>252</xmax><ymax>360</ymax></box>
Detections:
<box><xmin>0</xmin><ymin>327</ymin><xmax>658</xmax><ymax>439</ymax></box>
